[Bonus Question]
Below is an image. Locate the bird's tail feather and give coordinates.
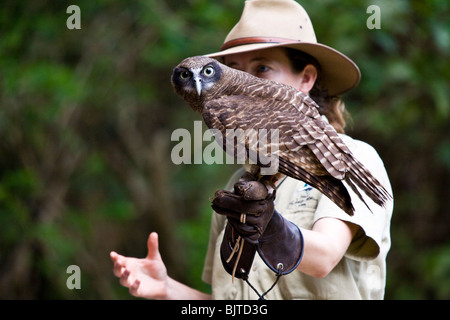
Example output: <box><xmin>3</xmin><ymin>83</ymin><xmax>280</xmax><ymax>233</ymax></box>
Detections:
<box><xmin>344</xmin><ymin>155</ymin><xmax>392</xmax><ymax>211</ymax></box>
<box><xmin>278</xmin><ymin>158</ymin><xmax>355</xmax><ymax>216</ymax></box>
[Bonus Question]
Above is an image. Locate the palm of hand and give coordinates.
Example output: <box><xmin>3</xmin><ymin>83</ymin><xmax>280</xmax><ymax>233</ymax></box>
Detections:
<box><xmin>111</xmin><ymin>233</ymin><xmax>168</xmax><ymax>299</ymax></box>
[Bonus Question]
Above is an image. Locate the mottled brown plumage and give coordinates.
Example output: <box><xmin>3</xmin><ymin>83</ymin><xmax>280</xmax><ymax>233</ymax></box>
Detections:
<box><xmin>171</xmin><ymin>56</ymin><xmax>391</xmax><ymax>215</ymax></box>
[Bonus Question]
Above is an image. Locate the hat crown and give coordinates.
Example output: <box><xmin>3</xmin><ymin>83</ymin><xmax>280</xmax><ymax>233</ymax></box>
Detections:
<box><xmin>225</xmin><ymin>0</ymin><xmax>317</xmax><ymax>45</ymax></box>
<box><xmin>207</xmin><ymin>0</ymin><xmax>361</xmax><ymax>95</ymax></box>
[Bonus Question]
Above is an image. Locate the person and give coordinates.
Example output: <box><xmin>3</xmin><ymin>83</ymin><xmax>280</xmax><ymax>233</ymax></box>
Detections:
<box><xmin>110</xmin><ymin>0</ymin><xmax>393</xmax><ymax>300</ymax></box>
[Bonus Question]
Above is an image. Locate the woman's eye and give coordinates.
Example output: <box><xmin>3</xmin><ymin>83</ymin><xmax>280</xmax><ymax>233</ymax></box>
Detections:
<box><xmin>256</xmin><ymin>65</ymin><xmax>270</xmax><ymax>73</ymax></box>
<box><xmin>203</xmin><ymin>66</ymin><xmax>215</xmax><ymax>77</ymax></box>
<box><xmin>180</xmin><ymin>71</ymin><xmax>191</xmax><ymax>79</ymax></box>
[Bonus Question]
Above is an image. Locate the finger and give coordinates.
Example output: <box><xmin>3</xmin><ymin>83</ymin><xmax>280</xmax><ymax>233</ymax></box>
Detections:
<box><xmin>110</xmin><ymin>251</ymin><xmax>124</xmax><ymax>264</ymax></box>
<box><xmin>119</xmin><ymin>268</ymin><xmax>132</xmax><ymax>287</ymax></box>
<box><xmin>213</xmin><ymin>191</ymin><xmax>269</xmax><ymax>214</ymax></box>
<box><xmin>234</xmin><ymin>180</ymin><xmax>268</xmax><ymax>200</ymax></box>
<box><xmin>212</xmin><ymin>190</ymin><xmax>242</xmax><ymax>209</ymax></box>
<box><xmin>212</xmin><ymin>202</ymin><xmax>271</xmax><ymax>222</ymax></box>
<box><xmin>129</xmin><ymin>279</ymin><xmax>141</xmax><ymax>296</ymax></box>
<box><xmin>110</xmin><ymin>251</ymin><xmax>118</xmax><ymax>262</ymax></box>
<box><xmin>146</xmin><ymin>232</ymin><xmax>161</xmax><ymax>260</ymax></box>
<box><xmin>211</xmin><ymin>204</ymin><xmax>243</xmax><ymax>220</ymax></box>
<box><xmin>111</xmin><ymin>253</ymin><xmax>126</xmax><ymax>277</ymax></box>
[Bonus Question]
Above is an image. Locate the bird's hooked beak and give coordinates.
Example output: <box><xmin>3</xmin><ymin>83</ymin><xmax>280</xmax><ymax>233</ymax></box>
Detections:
<box><xmin>193</xmin><ymin>75</ymin><xmax>202</xmax><ymax>96</ymax></box>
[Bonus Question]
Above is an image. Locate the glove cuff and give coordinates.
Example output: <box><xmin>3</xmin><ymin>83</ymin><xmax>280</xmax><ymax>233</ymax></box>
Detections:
<box><xmin>256</xmin><ymin>210</ymin><xmax>304</xmax><ymax>275</ymax></box>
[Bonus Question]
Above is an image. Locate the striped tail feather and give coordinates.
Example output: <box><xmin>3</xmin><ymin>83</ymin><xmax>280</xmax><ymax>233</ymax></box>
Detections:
<box><xmin>277</xmin><ymin>157</ymin><xmax>355</xmax><ymax>216</ymax></box>
<box><xmin>343</xmin><ymin>154</ymin><xmax>392</xmax><ymax>211</ymax></box>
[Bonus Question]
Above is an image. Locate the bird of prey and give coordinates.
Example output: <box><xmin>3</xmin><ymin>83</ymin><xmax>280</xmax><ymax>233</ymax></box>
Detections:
<box><xmin>171</xmin><ymin>56</ymin><xmax>391</xmax><ymax>216</ymax></box>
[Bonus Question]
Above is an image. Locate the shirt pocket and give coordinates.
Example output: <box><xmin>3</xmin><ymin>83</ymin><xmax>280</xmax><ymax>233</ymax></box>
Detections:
<box><xmin>279</xmin><ymin>183</ymin><xmax>322</xmax><ymax>229</ymax></box>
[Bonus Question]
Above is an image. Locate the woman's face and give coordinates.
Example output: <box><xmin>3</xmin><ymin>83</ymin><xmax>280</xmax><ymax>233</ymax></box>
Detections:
<box><xmin>223</xmin><ymin>47</ymin><xmax>316</xmax><ymax>94</ymax></box>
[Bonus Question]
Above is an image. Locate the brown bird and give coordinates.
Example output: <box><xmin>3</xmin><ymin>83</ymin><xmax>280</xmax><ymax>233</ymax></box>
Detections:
<box><xmin>171</xmin><ymin>56</ymin><xmax>392</xmax><ymax>216</ymax></box>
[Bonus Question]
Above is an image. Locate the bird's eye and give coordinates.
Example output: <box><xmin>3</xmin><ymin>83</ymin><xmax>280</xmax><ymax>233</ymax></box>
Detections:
<box><xmin>203</xmin><ymin>66</ymin><xmax>215</xmax><ymax>77</ymax></box>
<box><xmin>180</xmin><ymin>71</ymin><xmax>191</xmax><ymax>80</ymax></box>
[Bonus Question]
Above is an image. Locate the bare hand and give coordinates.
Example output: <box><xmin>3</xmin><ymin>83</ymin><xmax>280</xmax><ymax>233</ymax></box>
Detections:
<box><xmin>110</xmin><ymin>232</ymin><xmax>168</xmax><ymax>299</ymax></box>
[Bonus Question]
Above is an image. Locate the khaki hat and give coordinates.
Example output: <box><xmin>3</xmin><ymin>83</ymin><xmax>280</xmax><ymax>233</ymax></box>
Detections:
<box><xmin>207</xmin><ymin>0</ymin><xmax>361</xmax><ymax>95</ymax></box>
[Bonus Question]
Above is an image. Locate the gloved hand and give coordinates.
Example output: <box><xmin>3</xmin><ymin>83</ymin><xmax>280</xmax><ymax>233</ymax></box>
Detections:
<box><xmin>212</xmin><ymin>172</ymin><xmax>304</xmax><ymax>277</ymax></box>
<box><xmin>212</xmin><ymin>172</ymin><xmax>275</xmax><ymax>244</ymax></box>
<box><xmin>212</xmin><ymin>172</ymin><xmax>272</xmax><ymax>279</ymax></box>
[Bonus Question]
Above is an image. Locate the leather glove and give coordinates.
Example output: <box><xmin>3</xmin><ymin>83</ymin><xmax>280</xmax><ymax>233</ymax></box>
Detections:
<box><xmin>213</xmin><ymin>172</ymin><xmax>271</xmax><ymax>279</ymax></box>
<box><xmin>212</xmin><ymin>172</ymin><xmax>274</xmax><ymax>244</ymax></box>
<box><xmin>219</xmin><ymin>222</ymin><xmax>257</xmax><ymax>279</ymax></box>
<box><xmin>257</xmin><ymin>210</ymin><xmax>304</xmax><ymax>275</ymax></box>
<box><xmin>212</xmin><ymin>172</ymin><xmax>304</xmax><ymax>277</ymax></box>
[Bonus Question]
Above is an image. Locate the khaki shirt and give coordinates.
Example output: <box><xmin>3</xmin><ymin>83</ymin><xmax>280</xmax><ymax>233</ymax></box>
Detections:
<box><xmin>202</xmin><ymin>135</ymin><xmax>394</xmax><ymax>300</ymax></box>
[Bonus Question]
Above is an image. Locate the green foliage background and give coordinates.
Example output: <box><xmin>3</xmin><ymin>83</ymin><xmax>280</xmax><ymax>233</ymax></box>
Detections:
<box><xmin>0</xmin><ymin>0</ymin><xmax>448</xmax><ymax>299</ymax></box>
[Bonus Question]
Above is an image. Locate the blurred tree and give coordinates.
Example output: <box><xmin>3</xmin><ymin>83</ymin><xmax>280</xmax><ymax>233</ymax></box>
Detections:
<box><xmin>0</xmin><ymin>0</ymin><xmax>448</xmax><ymax>299</ymax></box>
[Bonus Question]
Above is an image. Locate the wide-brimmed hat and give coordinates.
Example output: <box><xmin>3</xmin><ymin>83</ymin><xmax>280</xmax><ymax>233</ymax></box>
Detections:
<box><xmin>207</xmin><ymin>0</ymin><xmax>361</xmax><ymax>95</ymax></box>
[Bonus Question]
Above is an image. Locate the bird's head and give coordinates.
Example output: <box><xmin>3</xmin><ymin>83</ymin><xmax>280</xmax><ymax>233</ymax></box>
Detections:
<box><xmin>171</xmin><ymin>56</ymin><xmax>224</xmax><ymax>112</ymax></box>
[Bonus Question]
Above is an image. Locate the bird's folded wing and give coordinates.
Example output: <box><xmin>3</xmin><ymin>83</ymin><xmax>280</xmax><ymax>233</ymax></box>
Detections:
<box><xmin>202</xmin><ymin>94</ymin><xmax>351</xmax><ymax>180</ymax></box>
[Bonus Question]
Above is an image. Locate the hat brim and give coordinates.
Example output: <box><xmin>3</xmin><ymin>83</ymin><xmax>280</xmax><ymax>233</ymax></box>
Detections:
<box><xmin>206</xmin><ymin>41</ymin><xmax>360</xmax><ymax>96</ymax></box>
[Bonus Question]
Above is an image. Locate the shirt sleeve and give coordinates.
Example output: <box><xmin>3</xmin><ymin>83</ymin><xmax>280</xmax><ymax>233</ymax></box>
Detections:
<box><xmin>313</xmin><ymin>135</ymin><xmax>393</xmax><ymax>261</ymax></box>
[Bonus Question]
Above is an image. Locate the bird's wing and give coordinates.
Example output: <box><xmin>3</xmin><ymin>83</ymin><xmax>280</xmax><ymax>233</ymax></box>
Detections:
<box><xmin>202</xmin><ymin>94</ymin><xmax>357</xmax><ymax>215</ymax></box>
<box><xmin>202</xmin><ymin>94</ymin><xmax>351</xmax><ymax>180</ymax></box>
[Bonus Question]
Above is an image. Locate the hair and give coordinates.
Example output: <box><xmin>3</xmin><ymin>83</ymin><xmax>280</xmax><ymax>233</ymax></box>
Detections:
<box><xmin>284</xmin><ymin>48</ymin><xmax>351</xmax><ymax>134</ymax></box>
